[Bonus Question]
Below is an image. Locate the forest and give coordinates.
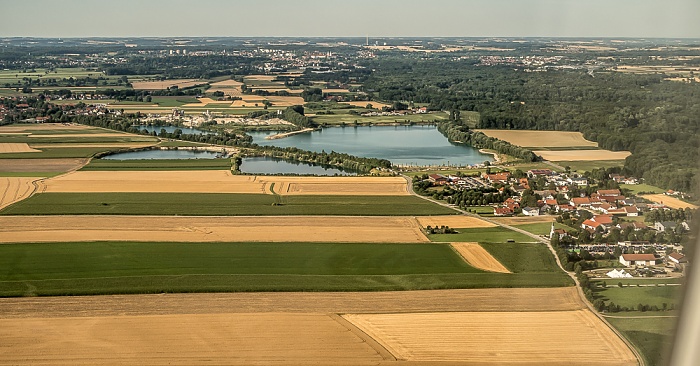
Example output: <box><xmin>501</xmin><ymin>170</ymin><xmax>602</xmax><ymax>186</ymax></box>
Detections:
<box><xmin>362</xmin><ymin>59</ymin><xmax>700</xmax><ymax>191</ymax></box>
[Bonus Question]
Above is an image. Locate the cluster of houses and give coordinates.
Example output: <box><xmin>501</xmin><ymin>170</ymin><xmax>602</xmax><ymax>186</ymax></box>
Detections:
<box><xmin>360</xmin><ymin>106</ymin><xmax>429</xmax><ymax>117</ymax></box>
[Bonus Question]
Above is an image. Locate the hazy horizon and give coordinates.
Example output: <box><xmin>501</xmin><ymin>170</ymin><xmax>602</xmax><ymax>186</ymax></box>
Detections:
<box><xmin>1</xmin><ymin>0</ymin><xmax>698</xmax><ymax>39</ymax></box>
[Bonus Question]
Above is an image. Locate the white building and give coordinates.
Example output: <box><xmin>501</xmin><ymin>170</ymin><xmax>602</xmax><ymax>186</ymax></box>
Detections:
<box><xmin>619</xmin><ymin>254</ymin><xmax>658</xmax><ymax>267</ymax></box>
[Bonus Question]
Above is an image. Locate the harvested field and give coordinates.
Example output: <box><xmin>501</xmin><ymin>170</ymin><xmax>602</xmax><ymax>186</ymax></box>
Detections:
<box><xmin>209</xmin><ymin>79</ymin><xmax>244</xmax><ymax>87</ymax></box>
<box><xmin>29</xmin><ymin>142</ymin><xmax>157</xmax><ymax>148</ymax></box>
<box><xmin>641</xmin><ymin>194</ymin><xmax>698</xmax><ymax>209</ymax></box>
<box><xmin>244</xmin><ymin>75</ymin><xmax>277</xmax><ymax>81</ymax></box>
<box><xmin>0</xmin><ymin>313</ymin><xmax>385</xmax><ymax>366</ymax></box>
<box><xmin>476</xmin><ymin>129</ymin><xmax>598</xmax><ymax>148</ymax></box>
<box><xmin>42</xmin><ymin>171</ymin><xmax>412</xmax><ymax>196</ymax></box>
<box><xmin>0</xmin><ymin>143</ymin><xmax>40</xmax><ymax>153</ymax></box>
<box><xmin>0</xmin><ymin>177</ymin><xmax>37</xmax><ymax>210</ymax></box>
<box><xmin>269</xmin><ymin>176</ymin><xmax>409</xmax><ymax>196</ymax></box>
<box><xmin>266</xmin><ymin>95</ymin><xmax>305</xmax><ymax>106</ymax></box>
<box><xmin>131</xmin><ymin>79</ymin><xmax>203</xmax><ymax>90</ymax></box>
<box><xmin>416</xmin><ymin>215</ymin><xmax>496</xmax><ymax>228</ymax></box>
<box><xmin>0</xmin><ymin>215</ymin><xmax>429</xmax><ymax>243</ymax></box>
<box><xmin>0</xmin><ymin>288</ymin><xmax>590</xmax><ymax>365</ymax></box>
<box><xmin>27</xmin><ymin>133</ymin><xmax>132</xmax><ymax>138</ymax></box>
<box><xmin>341</xmin><ymin>101</ymin><xmax>391</xmax><ymax>109</ymax></box>
<box><xmin>344</xmin><ymin>310</ymin><xmax>637</xmax><ymax>365</ymax></box>
<box><xmin>534</xmin><ymin>149</ymin><xmax>632</xmax><ymax>161</ymax></box>
<box><xmin>491</xmin><ymin>216</ymin><xmax>556</xmax><ymax>225</ymax></box>
<box><xmin>0</xmin><ymin>287</ymin><xmax>585</xmax><ymax>318</ymax></box>
<box><xmin>323</xmin><ymin>88</ymin><xmax>351</xmax><ymax>93</ymax></box>
<box><xmin>0</xmin><ymin>124</ymin><xmax>92</xmax><ymax>133</ymax></box>
<box><xmin>451</xmin><ymin>243</ymin><xmax>511</xmax><ymax>273</ymax></box>
<box><xmin>193</xmin><ymin>97</ymin><xmax>231</xmax><ymax>104</ymax></box>
<box><xmin>0</xmin><ymin>158</ymin><xmax>88</xmax><ymax>172</ymax></box>
<box><xmin>42</xmin><ymin>170</ymin><xmax>266</xmax><ymax>193</ymax></box>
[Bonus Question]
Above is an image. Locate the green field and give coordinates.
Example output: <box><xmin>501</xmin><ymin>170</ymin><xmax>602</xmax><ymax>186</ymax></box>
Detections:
<box><xmin>0</xmin><ymin>193</ymin><xmax>458</xmax><ymax>216</ymax></box>
<box><xmin>0</xmin><ymin>147</ymin><xmax>132</xmax><ymax>159</ymax></box>
<box><xmin>621</xmin><ymin>183</ymin><xmax>665</xmax><ymax>194</ymax></box>
<box><xmin>559</xmin><ymin>160</ymin><xmax>626</xmax><ymax>172</ymax></box>
<box><xmin>593</xmin><ymin>283</ymin><xmax>684</xmax><ymax>310</ymax></box>
<box><xmin>607</xmin><ymin>317</ymin><xmax>678</xmax><ymax>366</ymax></box>
<box><xmin>0</xmin><ymin>241</ymin><xmax>570</xmax><ymax>296</ymax></box>
<box><xmin>429</xmin><ymin>226</ymin><xmax>537</xmax><ymax>243</ymax></box>
<box><xmin>81</xmin><ymin>159</ymin><xmax>232</xmax><ymax>171</ymax></box>
<box><xmin>481</xmin><ymin>242</ymin><xmax>567</xmax><ymax>275</ymax></box>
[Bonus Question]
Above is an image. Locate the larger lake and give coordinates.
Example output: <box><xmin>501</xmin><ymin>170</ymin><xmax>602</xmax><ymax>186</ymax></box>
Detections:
<box><xmin>248</xmin><ymin>126</ymin><xmax>492</xmax><ymax>166</ymax></box>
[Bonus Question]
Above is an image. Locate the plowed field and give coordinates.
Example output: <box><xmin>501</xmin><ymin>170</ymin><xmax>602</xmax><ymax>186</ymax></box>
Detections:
<box><xmin>0</xmin><ymin>215</ymin><xmax>429</xmax><ymax>243</ymax></box>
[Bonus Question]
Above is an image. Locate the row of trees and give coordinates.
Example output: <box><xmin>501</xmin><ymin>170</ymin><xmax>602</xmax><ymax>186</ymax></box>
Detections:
<box><xmin>436</xmin><ymin>121</ymin><xmax>538</xmax><ymax>162</ymax></box>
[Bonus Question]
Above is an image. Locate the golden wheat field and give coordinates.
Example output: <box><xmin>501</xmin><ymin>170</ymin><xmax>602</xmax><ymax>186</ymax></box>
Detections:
<box><xmin>450</xmin><ymin>243</ymin><xmax>511</xmax><ymax>273</ymax></box>
<box><xmin>0</xmin><ymin>143</ymin><xmax>40</xmax><ymax>153</ymax></box>
<box><xmin>476</xmin><ymin>130</ymin><xmax>598</xmax><ymax>148</ymax></box>
<box><xmin>641</xmin><ymin>194</ymin><xmax>698</xmax><ymax>209</ymax></box>
<box><xmin>131</xmin><ymin>79</ymin><xmax>203</xmax><ymax>90</ymax></box>
<box><xmin>0</xmin><ymin>177</ymin><xmax>38</xmax><ymax>210</ymax></box>
<box><xmin>415</xmin><ymin>215</ymin><xmax>496</xmax><ymax>228</ymax></box>
<box><xmin>344</xmin><ymin>310</ymin><xmax>637</xmax><ymax>365</ymax></box>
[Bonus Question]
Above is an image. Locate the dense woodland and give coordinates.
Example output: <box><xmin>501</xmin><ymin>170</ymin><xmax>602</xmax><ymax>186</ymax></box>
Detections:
<box><xmin>363</xmin><ymin>59</ymin><xmax>700</xmax><ymax>191</ymax></box>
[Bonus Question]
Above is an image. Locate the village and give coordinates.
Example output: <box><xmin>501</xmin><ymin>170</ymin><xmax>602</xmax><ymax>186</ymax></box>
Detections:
<box><xmin>422</xmin><ymin>167</ymin><xmax>695</xmax><ymax>279</ymax></box>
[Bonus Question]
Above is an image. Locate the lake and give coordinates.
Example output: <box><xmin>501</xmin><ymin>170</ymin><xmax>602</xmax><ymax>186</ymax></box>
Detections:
<box><xmin>248</xmin><ymin>125</ymin><xmax>492</xmax><ymax>166</ymax></box>
<box><xmin>102</xmin><ymin>149</ymin><xmax>220</xmax><ymax>160</ymax></box>
<box><xmin>240</xmin><ymin>157</ymin><xmax>356</xmax><ymax>176</ymax></box>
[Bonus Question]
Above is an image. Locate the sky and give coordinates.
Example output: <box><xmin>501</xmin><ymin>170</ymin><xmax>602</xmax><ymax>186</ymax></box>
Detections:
<box><xmin>1</xmin><ymin>0</ymin><xmax>699</xmax><ymax>39</ymax></box>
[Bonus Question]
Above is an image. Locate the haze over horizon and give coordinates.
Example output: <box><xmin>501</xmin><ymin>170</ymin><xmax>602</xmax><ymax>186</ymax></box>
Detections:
<box><xmin>1</xmin><ymin>0</ymin><xmax>699</xmax><ymax>39</ymax></box>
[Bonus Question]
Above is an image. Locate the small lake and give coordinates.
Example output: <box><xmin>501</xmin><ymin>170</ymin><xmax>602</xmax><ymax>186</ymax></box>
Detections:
<box><xmin>248</xmin><ymin>126</ymin><xmax>492</xmax><ymax>166</ymax></box>
<box><xmin>137</xmin><ymin>125</ymin><xmax>215</xmax><ymax>135</ymax></box>
<box><xmin>240</xmin><ymin>157</ymin><xmax>356</xmax><ymax>176</ymax></box>
<box><xmin>102</xmin><ymin>149</ymin><xmax>221</xmax><ymax>160</ymax></box>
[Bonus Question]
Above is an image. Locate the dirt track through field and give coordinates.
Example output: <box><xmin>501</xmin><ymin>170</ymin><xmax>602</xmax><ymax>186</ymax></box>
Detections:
<box><xmin>641</xmin><ymin>194</ymin><xmax>698</xmax><ymax>209</ymax></box>
<box><xmin>265</xmin><ymin>176</ymin><xmax>410</xmax><ymax>196</ymax></box>
<box><xmin>451</xmin><ymin>243</ymin><xmax>511</xmax><ymax>273</ymax></box>
<box><xmin>0</xmin><ymin>177</ymin><xmax>38</xmax><ymax>210</ymax></box>
<box><xmin>0</xmin><ymin>215</ymin><xmax>429</xmax><ymax>243</ymax></box>
<box><xmin>0</xmin><ymin>143</ymin><xmax>40</xmax><ymax>153</ymax></box>
<box><xmin>534</xmin><ymin>149</ymin><xmax>631</xmax><ymax>161</ymax></box>
<box><xmin>343</xmin><ymin>310</ymin><xmax>637</xmax><ymax>365</ymax></box>
<box><xmin>416</xmin><ymin>215</ymin><xmax>496</xmax><ymax>228</ymax></box>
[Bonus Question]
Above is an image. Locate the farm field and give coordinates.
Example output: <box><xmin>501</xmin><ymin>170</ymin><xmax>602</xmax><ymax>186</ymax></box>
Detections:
<box><xmin>476</xmin><ymin>129</ymin><xmax>598</xmax><ymax>148</ymax></box>
<box><xmin>607</xmin><ymin>317</ymin><xmax>677</xmax><ymax>366</ymax></box>
<box><xmin>0</xmin><ymin>177</ymin><xmax>38</xmax><ymax>210</ymax></box>
<box><xmin>131</xmin><ymin>79</ymin><xmax>204</xmax><ymax>90</ymax></box>
<box><xmin>416</xmin><ymin>215</ymin><xmax>496</xmax><ymax>228</ymax></box>
<box><xmin>490</xmin><ymin>215</ymin><xmax>556</xmax><ymax>225</ymax></box>
<box><xmin>310</xmin><ymin>112</ymin><xmax>450</xmax><ymax>125</ymax></box>
<box><xmin>343</xmin><ymin>310</ymin><xmax>637</xmax><ymax>365</ymax></box>
<box><xmin>450</xmin><ymin>243</ymin><xmax>511</xmax><ymax>273</ymax></box>
<box><xmin>429</xmin><ymin>226</ymin><xmax>537</xmax><ymax>243</ymax></box>
<box><xmin>0</xmin><ymin>287</ymin><xmax>594</xmax><ymax>365</ymax></box>
<box><xmin>41</xmin><ymin>171</ymin><xmax>413</xmax><ymax>196</ymax></box>
<box><xmin>534</xmin><ymin>149</ymin><xmax>632</xmax><ymax>161</ymax></box>
<box><xmin>593</xmin><ymin>282</ymin><xmax>683</xmax><ymax>310</ymax></box>
<box><xmin>0</xmin><ymin>216</ymin><xmax>429</xmax><ymax>243</ymax></box>
<box><xmin>559</xmin><ymin>159</ymin><xmax>627</xmax><ymax>172</ymax></box>
<box><xmin>0</xmin><ymin>158</ymin><xmax>88</xmax><ymax>172</ymax></box>
<box><xmin>0</xmin><ymin>192</ymin><xmax>456</xmax><ymax>216</ymax></box>
<box><xmin>0</xmin><ymin>143</ymin><xmax>40</xmax><ymax>153</ymax></box>
<box><xmin>620</xmin><ymin>183</ymin><xmax>665</xmax><ymax>194</ymax></box>
<box><xmin>81</xmin><ymin>158</ymin><xmax>233</xmax><ymax>170</ymax></box>
<box><xmin>641</xmin><ymin>194</ymin><xmax>698</xmax><ymax>209</ymax></box>
<box><xmin>0</xmin><ymin>241</ymin><xmax>575</xmax><ymax>296</ymax></box>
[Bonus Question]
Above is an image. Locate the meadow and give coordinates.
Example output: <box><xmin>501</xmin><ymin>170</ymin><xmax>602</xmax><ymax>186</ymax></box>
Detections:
<box><xmin>429</xmin><ymin>226</ymin><xmax>537</xmax><ymax>243</ymax></box>
<box><xmin>607</xmin><ymin>317</ymin><xmax>678</xmax><ymax>366</ymax></box>
<box><xmin>0</xmin><ymin>192</ymin><xmax>457</xmax><ymax>216</ymax></box>
<box><xmin>0</xmin><ymin>241</ymin><xmax>570</xmax><ymax>296</ymax></box>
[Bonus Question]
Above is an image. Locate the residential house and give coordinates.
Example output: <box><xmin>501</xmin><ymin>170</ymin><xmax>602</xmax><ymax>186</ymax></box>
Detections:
<box><xmin>668</xmin><ymin>252</ymin><xmax>687</xmax><ymax>265</ymax></box>
<box><xmin>571</xmin><ymin>197</ymin><xmax>592</xmax><ymax>207</ymax></box>
<box><xmin>428</xmin><ymin>174</ymin><xmax>448</xmax><ymax>186</ymax></box>
<box><xmin>522</xmin><ymin>207</ymin><xmax>540</xmax><ymax>216</ymax></box>
<box><xmin>494</xmin><ymin>207</ymin><xmax>514</xmax><ymax>216</ymax></box>
<box><xmin>654</xmin><ymin>221</ymin><xmax>677</xmax><ymax>232</ymax></box>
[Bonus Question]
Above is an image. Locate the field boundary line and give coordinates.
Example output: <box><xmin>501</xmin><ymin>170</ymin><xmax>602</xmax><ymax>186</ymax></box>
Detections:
<box><xmin>331</xmin><ymin>314</ymin><xmax>397</xmax><ymax>361</ymax></box>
